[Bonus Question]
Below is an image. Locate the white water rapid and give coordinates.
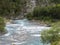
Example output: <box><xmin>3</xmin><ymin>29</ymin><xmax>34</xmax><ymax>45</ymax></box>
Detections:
<box><xmin>0</xmin><ymin>19</ymin><xmax>50</xmax><ymax>45</ymax></box>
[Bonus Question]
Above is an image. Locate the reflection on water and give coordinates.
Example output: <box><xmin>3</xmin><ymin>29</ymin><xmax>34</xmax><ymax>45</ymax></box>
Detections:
<box><xmin>0</xmin><ymin>19</ymin><xmax>50</xmax><ymax>45</ymax></box>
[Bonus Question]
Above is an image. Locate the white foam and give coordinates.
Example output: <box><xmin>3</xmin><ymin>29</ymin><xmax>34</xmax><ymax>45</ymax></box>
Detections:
<box><xmin>4</xmin><ymin>33</ymin><xmax>10</xmax><ymax>36</ymax></box>
<box><xmin>12</xmin><ymin>41</ymin><xmax>26</xmax><ymax>44</ymax></box>
<box><xmin>2</xmin><ymin>32</ymin><xmax>10</xmax><ymax>37</ymax></box>
<box><xmin>31</xmin><ymin>34</ymin><xmax>41</xmax><ymax>37</ymax></box>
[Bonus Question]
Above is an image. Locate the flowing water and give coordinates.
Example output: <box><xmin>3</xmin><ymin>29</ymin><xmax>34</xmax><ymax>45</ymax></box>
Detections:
<box><xmin>0</xmin><ymin>19</ymin><xmax>50</xmax><ymax>45</ymax></box>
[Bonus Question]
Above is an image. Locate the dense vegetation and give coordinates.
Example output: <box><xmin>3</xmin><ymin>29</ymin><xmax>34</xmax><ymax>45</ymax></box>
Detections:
<box><xmin>36</xmin><ymin>0</ymin><xmax>60</xmax><ymax>6</ymax></box>
<box><xmin>0</xmin><ymin>17</ymin><xmax>6</xmax><ymax>35</ymax></box>
<box><xmin>26</xmin><ymin>5</ymin><xmax>60</xmax><ymax>21</ymax></box>
<box><xmin>41</xmin><ymin>22</ymin><xmax>60</xmax><ymax>45</ymax></box>
<box><xmin>26</xmin><ymin>0</ymin><xmax>60</xmax><ymax>21</ymax></box>
<box><xmin>0</xmin><ymin>0</ymin><xmax>27</xmax><ymax>19</ymax></box>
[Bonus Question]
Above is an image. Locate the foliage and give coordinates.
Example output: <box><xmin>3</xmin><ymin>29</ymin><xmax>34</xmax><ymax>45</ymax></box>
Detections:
<box><xmin>26</xmin><ymin>5</ymin><xmax>60</xmax><ymax>21</ymax></box>
<box><xmin>0</xmin><ymin>17</ymin><xmax>6</xmax><ymax>34</ymax></box>
<box><xmin>0</xmin><ymin>0</ymin><xmax>27</xmax><ymax>18</ymax></box>
<box><xmin>50</xmin><ymin>0</ymin><xmax>60</xmax><ymax>4</ymax></box>
<box><xmin>41</xmin><ymin>22</ymin><xmax>60</xmax><ymax>45</ymax></box>
<box><xmin>36</xmin><ymin>0</ymin><xmax>60</xmax><ymax>6</ymax></box>
<box><xmin>25</xmin><ymin>13</ymin><xmax>33</xmax><ymax>20</ymax></box>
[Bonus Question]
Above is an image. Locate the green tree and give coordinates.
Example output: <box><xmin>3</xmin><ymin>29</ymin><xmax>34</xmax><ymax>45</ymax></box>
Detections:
<box><xmin>36</xmin><ymin>0</ymin><xmax>60</xmax><ymax>6</ymax></box>
<box><xmin>0</xmin><ymin>0</ymin><xmax>27</xmax><ymax>19</ymax></box>
<box><xmin>50</xmin><ymin>0</ymin><xmax>60</xmax><ymax>4</ymax></box>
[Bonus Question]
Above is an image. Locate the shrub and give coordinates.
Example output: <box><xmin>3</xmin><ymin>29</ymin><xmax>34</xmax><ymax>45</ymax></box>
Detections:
<box><xmin>41</xmin><ymin>22</ymin><xmax>60</xmax><ymax>45</ymax></box>
<box><xmin>0</xmin><ymin>17</ymin><xmax>6</xmax><ymax>34</ymax></box>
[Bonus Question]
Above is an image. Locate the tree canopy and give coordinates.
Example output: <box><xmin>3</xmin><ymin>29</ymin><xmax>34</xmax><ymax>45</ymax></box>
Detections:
<box><xmin>0</xmin><ymin>0</ymin><xmax>27</xmax><ymax>19</ymax></box>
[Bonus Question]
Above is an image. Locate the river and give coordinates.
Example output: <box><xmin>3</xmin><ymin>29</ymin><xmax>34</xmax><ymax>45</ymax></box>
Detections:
<box><xmin>0</xmin><ymin>19</ymin><xmax>50</xmax><ymax>45</ymax></box>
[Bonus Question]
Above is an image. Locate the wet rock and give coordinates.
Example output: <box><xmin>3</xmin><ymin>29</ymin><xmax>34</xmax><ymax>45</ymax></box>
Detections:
<box><xmin>46</xmin><ymin>24</ymin><xmax>51</xmax><ymax>27</ymax></box>
<box><xmin>0</xmin><ymin>30</ymin><xmax>8</xmax><ymax>36</ymax></box>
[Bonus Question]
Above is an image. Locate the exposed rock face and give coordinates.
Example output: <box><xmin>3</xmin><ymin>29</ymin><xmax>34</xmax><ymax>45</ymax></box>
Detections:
<box><xmin>26</xmin><ymin>0</ymin><xmax>36</xmax><ymax>13</ymax></box>
<box><xmin>15</xmin><ymin>0</ymin><xmax>36</xmax><ymax>19</ymax></box>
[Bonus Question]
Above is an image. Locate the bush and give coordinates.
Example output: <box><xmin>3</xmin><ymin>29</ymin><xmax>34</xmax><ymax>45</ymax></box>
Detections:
<box><xmin>34</xmin><ymin>6</ymin><xmax>60</xmax><ymax>19</ymax></box>
<box><xmin>41</xmin><ymin>22</ymin><xmax>60</xmax><ymax>45</ymax></box>
<box><xmin>0</xmin><ymin>17</ymin><xmax>6</xmax><ymax>34</ymax></box>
